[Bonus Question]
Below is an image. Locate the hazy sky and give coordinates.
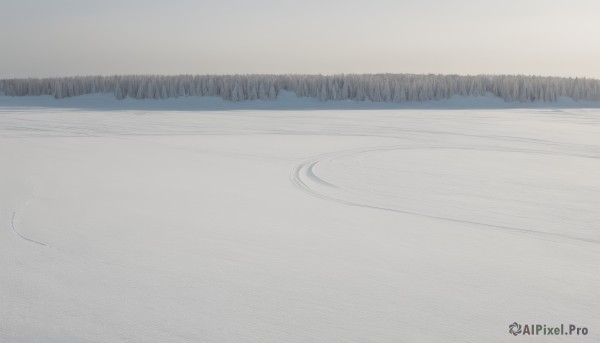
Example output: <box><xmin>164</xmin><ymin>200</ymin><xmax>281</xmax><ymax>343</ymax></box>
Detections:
<box><xmin>1</xmin><ymin>0</ymin><xmax>600</xmax><ymax>78</ymax></box>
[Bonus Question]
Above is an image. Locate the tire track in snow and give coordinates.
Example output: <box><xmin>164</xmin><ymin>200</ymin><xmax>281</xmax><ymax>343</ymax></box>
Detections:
<box><xmin>290</xmin><ymin>145</ymin><xmax>600</xmax><ymax>245</ymax></box>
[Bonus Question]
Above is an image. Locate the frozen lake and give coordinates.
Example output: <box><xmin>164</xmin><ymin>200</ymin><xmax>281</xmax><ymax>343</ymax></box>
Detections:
<box><xmin>1</xmin><ymin>102</ymin><xmax>599</xmax><ymax>342</ymax></box>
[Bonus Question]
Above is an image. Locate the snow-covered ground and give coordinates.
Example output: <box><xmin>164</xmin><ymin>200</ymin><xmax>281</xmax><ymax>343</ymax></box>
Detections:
<box><xmin>1</xmin><ymin>96</ymin><xmax>599</xmax><ymax>342</ymax></box>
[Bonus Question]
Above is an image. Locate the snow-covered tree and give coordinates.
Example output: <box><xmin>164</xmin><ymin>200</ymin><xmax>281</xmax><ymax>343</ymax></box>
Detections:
<box><xmin>2</xmin><ymin>74</ymin><xmax>600</xmax><ymax>103</ymax></box>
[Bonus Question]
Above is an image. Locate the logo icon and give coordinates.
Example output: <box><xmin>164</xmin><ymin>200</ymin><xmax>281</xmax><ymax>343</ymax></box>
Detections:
<box><xmin>509</xmin><ymin>322</ymin><xmax>522</xmax><ymax>336</ymax></box>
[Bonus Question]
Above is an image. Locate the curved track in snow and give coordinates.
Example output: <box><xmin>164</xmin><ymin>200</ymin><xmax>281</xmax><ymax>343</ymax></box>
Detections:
<box><xmin>290</xmin><ymin>145</ymin><xmax>600</xmax><ymax>244</ymax></box>
<box><xmin>11</xmin><ymin>211</ymin><xmax>47</xmax><ymax>247</ymax></box>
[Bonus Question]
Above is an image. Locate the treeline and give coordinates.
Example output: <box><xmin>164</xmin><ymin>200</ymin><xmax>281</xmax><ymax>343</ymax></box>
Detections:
<box><xmin>1</xmin><ymin>74</ymin><xmax>600</xmax><ymax>103</ymax></box>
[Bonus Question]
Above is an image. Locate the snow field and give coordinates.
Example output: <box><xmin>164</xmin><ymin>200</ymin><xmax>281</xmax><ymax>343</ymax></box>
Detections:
<box><xmin>1</xmin><ymin>104</ymin><xmax>599</xmax><ymax>342</ymax></box>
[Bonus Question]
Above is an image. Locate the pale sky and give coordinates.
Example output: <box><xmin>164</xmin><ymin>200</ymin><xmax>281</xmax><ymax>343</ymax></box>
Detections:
<box><xmin>1</xmin><ymin>0</ymin><xmax>600</xmax><ymax>78</ymax></box>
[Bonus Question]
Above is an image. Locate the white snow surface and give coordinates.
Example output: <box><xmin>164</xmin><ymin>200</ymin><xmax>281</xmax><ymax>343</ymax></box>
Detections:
<box><xmin>1</xmin><ymin>95</ymin><xmax>599</xmax><ymax>342</ymax></box>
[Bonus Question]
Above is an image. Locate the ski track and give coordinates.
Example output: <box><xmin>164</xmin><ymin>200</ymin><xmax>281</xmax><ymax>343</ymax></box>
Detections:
<box><xmin>11</xmin><ymin>211</ymin><xmax>47</xmax><ymax>247</ymax></box>
<box><xmin>290</xmin><ymin>145</ymin><xmax>600</xmax><ymax>245</ymax></box>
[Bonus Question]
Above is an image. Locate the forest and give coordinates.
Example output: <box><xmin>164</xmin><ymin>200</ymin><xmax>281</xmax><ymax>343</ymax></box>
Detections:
<box><xmin>1</xmin><ymin>74</ymin><xmax>600</xmax><ymax>103</ymax></box>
